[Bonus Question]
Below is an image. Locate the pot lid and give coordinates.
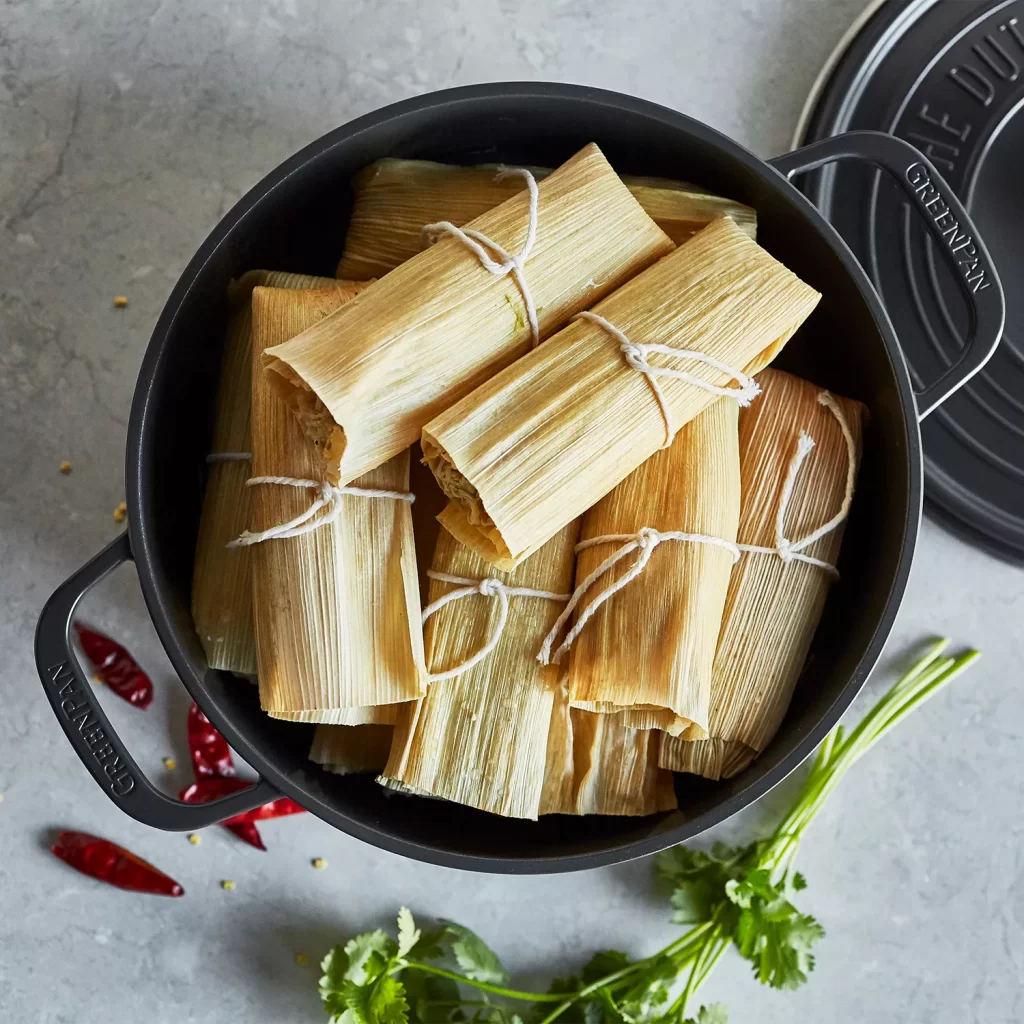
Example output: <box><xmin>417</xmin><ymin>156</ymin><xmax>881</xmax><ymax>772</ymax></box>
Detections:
<box><xmin>795</xmin><ymin>0</ymin><xmax>1024</xmax><ymax>563</ymax></box>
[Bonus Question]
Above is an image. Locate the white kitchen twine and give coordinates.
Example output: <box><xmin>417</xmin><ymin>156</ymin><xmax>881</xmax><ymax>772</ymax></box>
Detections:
<box><xmin>537</xmin><ymin>528</ymin><xmax>741</xmax><ymax>666</ymax></box>
<box><xmin>422</xmin><ymin>570</ymin><xmax>569</xmax><ymax>682</ymax></box>
<box><xmin>422</xmin><ymin>167</ymin><xmax>541</xmax><ymax>347</ymax></box>
<box><xmin>536</xmin><ymin>390</ymin><xmax>857</xmax><ymax>666</ymax></box>
<box><xmin>227</xmin><ymin>476</ymin><xmax>414</xmax><ymax>547</ymax></box>
<box><xmin>575</xmin><ymin>311</ymin><xmax>761</xmax><ymax>448</ymax></box>
<box><xmin>737</xmin><ymin>390</ymin><xmax>856</xmax><ymax>575</ymax></box>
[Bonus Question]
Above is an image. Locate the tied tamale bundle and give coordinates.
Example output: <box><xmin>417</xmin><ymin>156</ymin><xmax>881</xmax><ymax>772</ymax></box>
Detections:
<box><xmin>380</xmin><ymin>521</ymin><xmax>579</xmax><ymax>820</ymax></box>
<box><xmin>563</xmin><ymin>400</ymin><xmax>741</xmax><ymax>738</ymax></box>
<box><xmin>310</xmin><ymin>723</ymin><xmax>394</xmax><ymax>775</ymax></box>
<box><xmin>540</xmin><ymin>693</ymin><xmax>677</xmax><ymax>816</ymax></box>
<box><xmin>423</xmin><ymin>217</ymin><xmax>820</xmax><ymax>570</ymax></box>
<box><xmin>336</xmin><ymin>158</ymin><xmax>756</xmax><ymax>279</ymax></box>
<box><xmin>263</xmin><ymin>143</ymin><xmax>674</xmax><ymax>485</ymax></box>
<box><xmin>249</xmin><ymin>285</ymin><xmax>426</xmax><ymax>722</ymax></box>
<box><xmin>660</xmin><ymin>369</ymin><xmax>866</xmax><ymax>780</ymax></box>
<box><xmin>192</xmin><ymin>270</ymin><xmax>346</xmax><ymax>675</ymax></box>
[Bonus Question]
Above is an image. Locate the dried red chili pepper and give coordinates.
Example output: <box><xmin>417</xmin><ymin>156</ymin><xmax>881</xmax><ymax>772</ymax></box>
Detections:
<box><xmin>187</xmin><ymin>703</ymin><xmax>236</xmax><ymax>779</ymax></box>
<box><xmin>223</xmin><ymin>796</ymin><xmax>305</xmax><ymax>825</ymax></box>
<box><xmin>52</xmin><ymin>831</ymin><xmax>184</xmax><ymax>896</ymax></box>
<box><xmin>73</xmin><ymin>623</ymin><xmax>153</xmax><ymax>709</ymax></box>
<box><xmin>227</xmin><ymin>821</ymin><xmax>266</xmax><ymax>851</ymax></box>
<box><xmin>183</xmin><ymin>708</ymin><xmax>267</xmax><ymax>849</ymax></box>
<box><xmin>179</xmin><ymin>777</ymin><xmax>268</xmax><ymax>850</ymax></box>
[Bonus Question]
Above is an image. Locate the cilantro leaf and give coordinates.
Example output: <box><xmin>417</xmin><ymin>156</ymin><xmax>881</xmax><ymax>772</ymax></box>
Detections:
<box><xmin>404</xmin><ymin>971</ymin><xmax>462</xmax><ymax>1023</ymax></box>
<box><xmin>581</xmin><ymin>950</ymin><xmax>631</xmax><ymax>984</ymax></box>
<box><xmin>687</xmin><ymin>1004</ymin><xmax>728</xmax><ymax>1024</ymax></box>
<box><xmin>397</xmin><ymin>908</ymin><xmax>421</xmax><ymax>958</ymax></box>
<box><xmin>790</xmin><ymin>872</ymin><xmax>808</xmax><ymax>892</ymax></box>
<box><xmin>369</xmin><ymin>975</ymin><xmax>410</xmax><ymax>1024</ymax></box>
<box><xmin>344</xmin><ymin>930</ymin><xmax>396</xmax><ymax>986</ymax></box>
<box><xmin>670</xmin><ymin>879</ymin><xmax>717</xmax><ymax>924</ymax></box>
<box><xmin>343</xmin><ymin>979</ymin><xmax>374</xmax><ymax>1024</ymax></box>
<box><xmin>443</xmin><ymin>922</ymin><xmax>509</xmax><ymax>984</ymax></box>
<box><xmin>409</xmin><ymin>926</ymin><xmax>448</xmax><ymax>961</ymax></box>
<box><xmin>321</xmin><ymin>947</ymin><xmax>354</xmax><ymax>1020</ymax></box>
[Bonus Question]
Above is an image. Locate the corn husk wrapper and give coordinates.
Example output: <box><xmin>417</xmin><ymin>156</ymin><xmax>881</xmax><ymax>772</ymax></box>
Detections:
<box><xmin>250</xmin><ymin>284</ymin><xmax>426</xmax><ymax>722</ymax></box>
<box><xmin>540</xmin><ymin>695</ymin><xmax>677</xmax><ymax>816</ymax></box>
<box><xmin>336</xmin><ymin>158</ymin><xmax>756</xmax><ymax>278</ymax></box>
<box><xmin>264</xmin><ymin>143</ymin><xmax>674</xmax><ymax>485</ymax></box>
<box><xmin>660</xmin><ymin>369</ymin><xmax>866</xmax><ymax>780</ymax></box>
<box><xmin>310</xmin><ymin>723</ymin><xmax>394</xmax><ymax>775</ymax></box>
<box><xmin>191</xmin><ymin>271</ymin><xmax>342</xmax><ymax>675</ymax></box>
<box><xmin>380</xmin><ymin>521</ymin><xmax>579</xmax><ymax>820</ymax></box>
<box><xmin>566</xmin><ymin>401</ymin><xmax>741</xmax><ymax>738</ymax></box>
<box><xmin>423</xmin><ymin>217</ymin><xmax>821</xmax><ymax>570</ymax></box>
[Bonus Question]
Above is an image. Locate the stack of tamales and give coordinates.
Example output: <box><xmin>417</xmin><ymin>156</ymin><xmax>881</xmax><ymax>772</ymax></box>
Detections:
<box><xmin>191</xmin><ymin>141</ymin><xmax>865</xmax><ymax>821</ymax></box>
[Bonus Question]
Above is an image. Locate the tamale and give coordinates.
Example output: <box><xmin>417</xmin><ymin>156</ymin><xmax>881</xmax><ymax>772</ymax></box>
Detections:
<box><xmin>660</xmin><ymin>369</ymin><xmax>865</xmax><ymax>780</ymax></box>
<box><xmin>191</xmin><ymin>270</ymin><xmax>344</xmax><ymax>675</ymax></box>
<box><xmin>263</xmin><ymin>143</ymin><xmax>674</xmax><ymax>485</ymax></box>
<box><xmin>380</xmin><ymin>521</ymin><xmax>579</xmax><ymax>820</ymax></box>
<box><xmin>423</xmin><ymin>217</ymin><xmax>820</xmax><ymax>570</ymax></box>
<box><xmin>336</xmin><ymin>158</ymin><xmax>756</xmax><ymax>278</ymax></box>
<box><xmin>560</xmin><ymin>401</ymin><xmax>741</xmax><ymax>738</ymax></box>
<box><xmin>310</xmin><ymin>723</ymin><xmax>394</xmax><ymax>775</ymax></box>
<box><xmin>540</xmin><ymin>695</ymin><xmax>677</xmax><ymax>816</ymax></box>
<box><xmin>249</xmin><ymin>284</ymin><xmax>426</xmax><ymax>722</ymax></box>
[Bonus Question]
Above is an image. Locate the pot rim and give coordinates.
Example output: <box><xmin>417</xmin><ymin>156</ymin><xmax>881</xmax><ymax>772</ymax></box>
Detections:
<box><xmin>126</xmin><ymin>82</ymin><xmax>922</xmax><ymax>873</ymax></box>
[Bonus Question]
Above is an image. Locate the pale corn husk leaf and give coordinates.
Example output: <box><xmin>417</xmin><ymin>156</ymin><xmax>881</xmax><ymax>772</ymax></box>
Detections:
<box><xmin>264</xmin><ymin>143</ymin><xmax>674</xmax><ymax>485</ymax></box>
<box><xmin>660</xmin><ymin>369</ymin><xmax>866</xmax><ymax>779</ymax></box>
<box><xmin>336</xmin><ymin>158</ymin><xmax>755</xmax><ymax>278</ymax></box>
<box><xmin>250</xmin><ymin>285</ymin><xmax>426</xmax><ymax>722</ymax></box>
<box><xmin>566</xmin><ymin>401</ymin><xmax>740</xmax><ymax>737</ymax></box>
<box><xmin>541</xmin><ymin>701</ymin><xmax>677</xmax><ymax>816</ymax></box>
<box><xmin>538</xmin><ymin>678</ymin><xmax>576</xmax><ymax>815</ymax></box>
<box><xmin>310</xmin><ymin>723</ymin><xmax>394</xmax><ymax>775</ymax></box>
<box><xmin>281</xmin><ymin>703</ymin><xmax>401</xmax><ymax>726</ymax></box>
<box><xmin>380</xmin><ymin>521</ymin><xmax>579</xmax><ymax>820</ymax></box>
<box><xmin>661</xmin><ymin>737</ymin><xmax>756</xmax><ymax>782</ymax></box>
<box><xmin>192</xmin><ymin>271</ymin><xmax>347</xmax><ymax>675</ymax></box>
<box><xmin>423</xmin><ymin>217</ymin><xmax>820</xmax><ymax>569</ymax></box>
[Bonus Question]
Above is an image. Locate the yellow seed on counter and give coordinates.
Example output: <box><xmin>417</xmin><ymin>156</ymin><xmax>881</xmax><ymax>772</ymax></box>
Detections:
<box><xmin>59</xmin><ymin>460</ymin><xmax>73</xmax><ymax>474</ymax></box>
<box><xmin>220</xmin><ymin>879</ymin><xmax>236</xmax><ymax>891</ymax></box>
<box><xmin>92</xmin><ymin>673</ymin><xmax>103</xmax><ymax>685</ymax></box>
<box><xmin>163</xmin><ymin>757</ymin><xmax>177</xmax><ymax>770</ymax></box>
<box><xmin>187</xmin><ymin>833</ymin><xmax>201</xmax><ymax>846</ymax></box>
<box><xmin>311</xmin><ymin>857</ymin><xmax>327</xmax><ymax>870</ymax></box>
<box><xmin>113</xmin><ymin>501</ymin><xmax>127</xmax><ymax>523</ymax></box>
<box><xmin>295</xmin><ymin>954</ymin><xmax>309</xmax><ymax>966</ymax></box>
<box><xmin>113</xmin><ymin>296</ymin><xmax>128</xmax><ymax>308</ymax></box>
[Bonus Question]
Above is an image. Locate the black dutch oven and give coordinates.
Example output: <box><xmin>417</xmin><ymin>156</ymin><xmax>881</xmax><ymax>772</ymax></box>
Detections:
<box><xmin>34</xmin><ymin>83</ymin><xmax>1004</xmax><ymax>873</ymax></box>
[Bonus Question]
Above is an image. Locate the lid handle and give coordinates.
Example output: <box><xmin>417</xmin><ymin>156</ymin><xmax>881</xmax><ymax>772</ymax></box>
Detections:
<box><xmin>771</xmin><ymin>130</ymin><xmax>1005</xmax><ymax>421</ymax></box>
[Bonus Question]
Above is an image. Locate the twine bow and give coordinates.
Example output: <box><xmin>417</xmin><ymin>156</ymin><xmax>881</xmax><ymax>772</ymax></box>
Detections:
<box><xmin>228</xmin><ymin>476</ymin><xmax>414</xmax><ymax>547</ymax></box>
<box><xmin>576</xmin><ymin>311</ymin><xmax>761</xmax><ymax>448</ymax></box>
<box><xmin>423</xmin><ymin>167</ymin><xmax>541</xmax><ymax>346</ymax></box>
<box><xmin>537</xmin><ymin>527</ymin><xmax>741</xmax><ymax>666</ymax></box>
<box><xmin>422</xmin><ymin>570</ymin><xmax>568</xmax><ymax>682</ymax></box>
<box><xmin>737</xmin><ymin>391</ymin><xmax>856</xmax><ymax>576</ymax></box>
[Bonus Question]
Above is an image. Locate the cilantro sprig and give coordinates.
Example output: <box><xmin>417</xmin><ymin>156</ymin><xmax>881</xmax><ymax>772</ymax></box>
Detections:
<box><xmin>319</xmin><ymin>639</ymin><xmax>978</xmax><ymax>1024</ymax></box>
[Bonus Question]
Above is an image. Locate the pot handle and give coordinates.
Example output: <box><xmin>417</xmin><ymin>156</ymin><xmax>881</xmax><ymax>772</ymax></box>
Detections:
<box><xmin>770</xmin><ymin>130</ymin><xmax>1005</xmax><ymax>420</ymax></box>
<box><xmin>34</xmin><ymin>532</ymin><xmax>279</xmax><ymax>830</ymax></box>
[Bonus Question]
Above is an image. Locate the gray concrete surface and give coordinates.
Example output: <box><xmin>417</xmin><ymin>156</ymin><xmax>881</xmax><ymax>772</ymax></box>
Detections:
<box><xmin>1</xmin><ymin>1</ymin><xmax>1021</xmax><ymax>1021</ymax></box>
